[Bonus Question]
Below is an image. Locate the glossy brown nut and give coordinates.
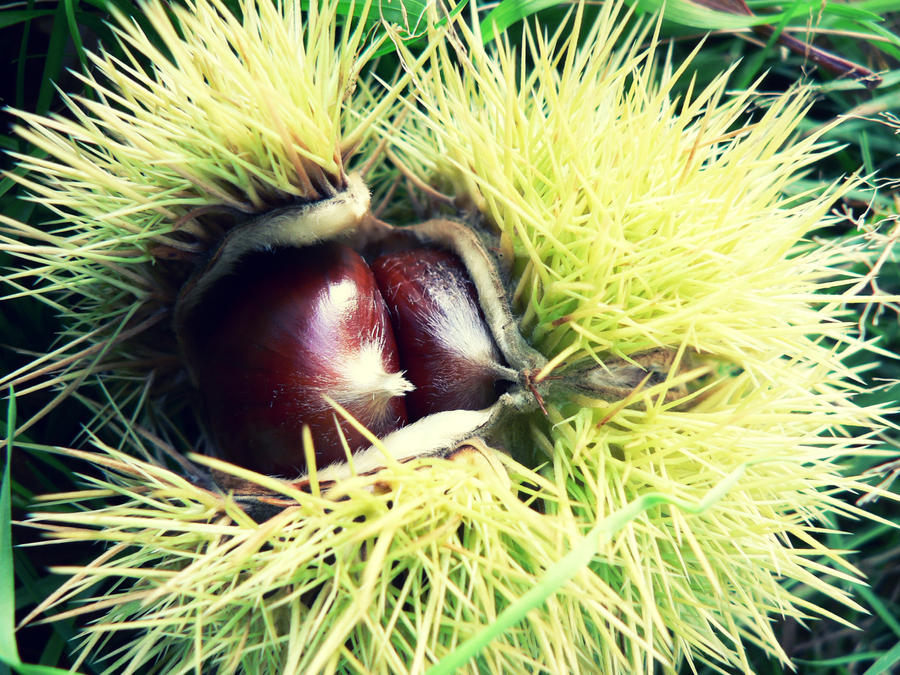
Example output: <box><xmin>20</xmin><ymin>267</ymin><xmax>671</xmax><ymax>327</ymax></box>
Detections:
<box><xmin>187</xmin><ymin>244</ymin><xmax>410</xmax><ymax>477</ymax></box>
<box><xmin>371</xmin><ymin>248</ymin><xmax>506</xmax><ymax>420</ymax></box>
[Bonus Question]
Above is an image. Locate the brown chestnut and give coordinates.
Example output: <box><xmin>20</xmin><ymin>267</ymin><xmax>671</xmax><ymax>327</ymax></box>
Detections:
<box><xmin>171</xmin><ymin>188</ymin><xmax>550</xmax><ymax>493</ymax></box>
<box><xmin>185</xmin><ymin>244</ymin><xmax>411</xmax><ymax>477</ymax></box>
<box><xmin>371</xmin><ymin>248</ymin><xmax>511</xmax><ymax>420</ymax></box>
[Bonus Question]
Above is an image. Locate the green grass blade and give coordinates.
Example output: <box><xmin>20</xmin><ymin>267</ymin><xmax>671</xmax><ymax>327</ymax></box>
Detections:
<box><xmin>0</xmin><ymin>392</ymin><xmax>19</xmax><ymax>675</ymax></box>
<box><xmin>634</xmin><ymin>0</ymin><xmax>779</xmax><ymax>28</ymax></box>
<box><xmin>0</xmin><ymin>10</ymin><xmax>53</xmax><ymax>29</ymax></box>
<box><xmin>735</xmin><ymin>0</ymin><xmax>804</xmax><ymax>89</ymax></box>
<box><xmin>857</xmin><ymin>585</ymin><xmax>900</xmax><ymax>640</ymax></box>
<box><xmin>796</xmin><ymin>652</ymin><xmax>896</xmax><ymax>667</ymax></box>
<box><xmin>819</xmin><ymin>4</ymin><xmax>884</xmax><ymax>21</ymax></box>
<box><xmin>427</xmin><ymin>461</ymin><xmax>754</xmax><ymax>674</ymax></box>
<box><xmin>864</xmin><ymin>641</ymin><xmax>900</xmax><ymax>675</ymax></box>
<box><xmin>479</xmin><ymin>0</ymin><xmax>560</xmax><ymax>44</ymax></box>
<box><xmin>62</xmin><ymin>0</ymin><xmax>87</xmax><ymax>72</ymax></box>
<box><xmin>0</xmin><ymin>391</ymin><xmax>85</xmax><ymax>675</ymax></box>
<box><xmin>35</xmin><ymin>2</ymin><xmax>72</xmax><ymax>115</ymax></box>
<box><xmin>0</xmin><ymin>663</ymin><xmax>86</xmax><ymax>675</ymax></box>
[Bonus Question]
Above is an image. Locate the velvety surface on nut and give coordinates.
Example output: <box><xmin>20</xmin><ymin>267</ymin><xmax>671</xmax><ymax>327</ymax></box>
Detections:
<box><xmin>187</xmin><ymin>244</ymin><xmax>410</xmax><ymax>477</ymax></box>
<box><xmin>372</xmin><ymin>248</ymin><xmax>508</xmax><ymax>419</ymax></box>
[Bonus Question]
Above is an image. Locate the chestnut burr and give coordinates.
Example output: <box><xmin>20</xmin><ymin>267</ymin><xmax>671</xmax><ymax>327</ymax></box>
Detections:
<box><xmin>186</xmin><ymin>244</ymin><xmax>411</xmax><ymax>477</ymax></box>
<box><xmin>371</xmin><ymin>248</ymin><xmax>511</xmax><ymax>420</ymax></box>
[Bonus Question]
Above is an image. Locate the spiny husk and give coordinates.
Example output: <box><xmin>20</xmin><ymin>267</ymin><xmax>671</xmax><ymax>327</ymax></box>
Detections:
<box><xmin>0</xmin><ymin>0</ymin><xmax>404</xmax><ymax>438</ymax></box>
<box><xmin>23</xmin><ymin>441</ymin><xmax>586</xmax><ymax>675</ymax></box>
<box><xmin>0</xmin><ymin>1</ymin><xmax>635</xmax><ymax>672</ymax></box>
<box><xmin>387</xmin><ymin>2</ymin><xmax>897</xmax><ymax>671</ymax></box>
<box><xmin>2</xmin><ymin>1</ymin><xmax>898</xmax><ymax>674</ymax></box>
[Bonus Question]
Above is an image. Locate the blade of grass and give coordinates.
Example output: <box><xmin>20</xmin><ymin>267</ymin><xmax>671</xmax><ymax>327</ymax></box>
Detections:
<box><xmin>14</xmin><ymin>0</ymin><xmax>36</xmax><ymax>117</ymax></box>
<box><xmin>734</xmin><ymin>0</ymin><xmax>802</xmax><ymax>89</ymax></box>
<box><xmin>864</xmin><ymin>641</ymin><xmax>900</xmax><ymax>675</ymax></box>
<box><xmin>62</xmin><ymin>0</ymin><xmax>87</xmax><ymax>73</ymax></box>
<box><xmin>0</xmin><ymin>10</ymin><xmax>53</xmax><ymax>29</ymax></box>
<box><xmin>636</xmin><ymin>0</ymin><xmax>780</xmax><ymax>28</ymax></box>
<box><xmin>795</xmin><ymin>652</ymin><xmax>897</xmax><ymax>667</ymax></box>
<box><xmin>427</xmin><ymin>460</ymin><xmax>757</xmax><ymax>674</ymax></box>
<box><xmin>856</xmin><ymin>585</ymin><xmax>900</xmax><ymax>640</ymax></box>
<box><xmin>35</xmin><ymin>2</ymin><xmax>73</xmax><ymax>115</ymax></box>
<box><xmin>0</xmin><ymin>391</ymin><xmax>83</xmax><ymax>675</ymax></box>
<box><xmin>479</xmin><ymin>0</ymin><xmax>560</xmax><ymax>44</ymax></box>
<box><xmin>1</xmin><ymin>393</ymin><xmax>19</xmax><ymax>675</ymax></box>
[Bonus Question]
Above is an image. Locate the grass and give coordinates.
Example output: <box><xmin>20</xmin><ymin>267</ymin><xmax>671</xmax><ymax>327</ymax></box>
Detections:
<box><xmin>1</xmin><ymin>1</ymin><xmax>898</xmax><ymax>673</ymax></box>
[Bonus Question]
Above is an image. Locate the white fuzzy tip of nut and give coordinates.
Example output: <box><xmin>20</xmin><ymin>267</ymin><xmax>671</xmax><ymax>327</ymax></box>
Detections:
<box><xmin>329</xmin><ymin>339</ymin><xmax>415</xmax><ymax>425</ymax></box>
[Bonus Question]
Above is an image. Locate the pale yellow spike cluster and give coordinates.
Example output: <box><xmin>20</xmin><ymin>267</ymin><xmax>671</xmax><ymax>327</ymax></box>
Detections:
<box><xmin>24</xmin><ymin>442</ymin><xmax>612</xmax><ymax>675</ymax></box>
<box><xmin>387</xmin><ymin>3</ymin><xmax>894</xmax><ymax>672</ymax></box>
<box><xmin>389</xmin><ymin>4</ymin><xmax>859</xmax><ymax>376</ymax></box>
<box><xmin>538</xmin><ymin>355</ymin><xmax>883</xmax><ymax>669</ymax></box>
<box><xmin>0</xmin><ymin>0</ymin><xmax>406</xmax><ymax>436</ymax></box>
<box><xmin>12</xmin><ymin>0</ymin><xmax>385</xmax><ymax>219</ymax></box>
